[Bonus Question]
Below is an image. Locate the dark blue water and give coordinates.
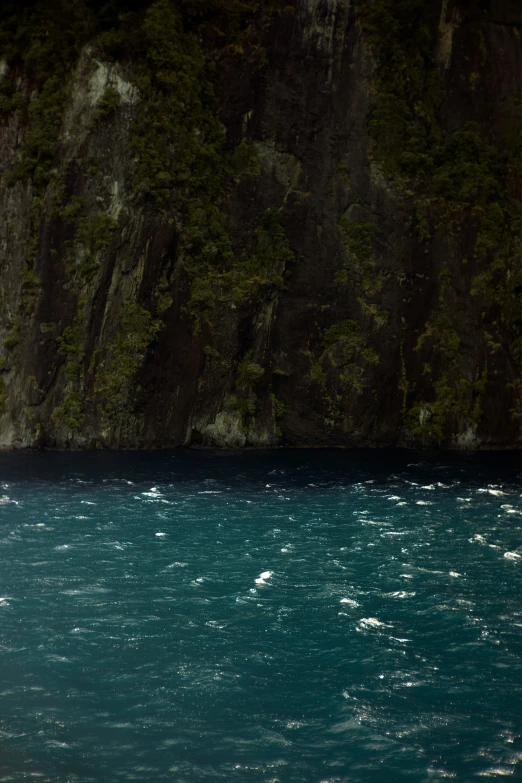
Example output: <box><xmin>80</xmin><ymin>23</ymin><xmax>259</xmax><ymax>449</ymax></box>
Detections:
<box><xmin>0</xmin><ymin>450</ymin><xmax>520</xmax><ymax>783</ymax></box>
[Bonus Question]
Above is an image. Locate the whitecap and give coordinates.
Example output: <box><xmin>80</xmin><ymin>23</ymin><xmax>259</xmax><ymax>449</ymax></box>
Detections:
<box><xmin>421</xmin><ymin>484</ymin><xmax>436</xmax><ymax>490</ymax></box>
<box><xmin>416</xmin><ymin>500</ymin><xmax>433</xmax><ymax>505</ymax></box>
<box><xmin>449</xmin><ymin>571</ymin><xmax>462</xmax><ymax>578</ymax></box>
<box><xmin>255</xmin><ymin>570</ymin><xmax>272</xmax><ymax>585</ymax></box>
<box><xmin>359</xmin><ymin>617</ymin><xmax>392</xmax><ymax>629</ymax></box>
<box><xmin>0</xmin><ymin>495</ymin><xmax>18</xmax><ymax>505</ymax></box>
<box><xmin>383</xmin><ymin>591</ymin><xmax>416</xmax><ymax>598</ymax></box>
<box><xmin>340</xmin><ymin>598</ymin><xmax>359</xmax><ymax>607</ymax></box>
<box><xmin>426</xmin><ymin>767</ymin><xmax>456</xmax><ymax>778</ymax></box>
<box><xmin>155</xmin><ymin>532</ymin><xmax>167</xmax><ymax>537</ymax></box>
<box><xmin>504</xmin><ymin>552</ymin><xmax>521</xmax><ymax>561</ymax></box>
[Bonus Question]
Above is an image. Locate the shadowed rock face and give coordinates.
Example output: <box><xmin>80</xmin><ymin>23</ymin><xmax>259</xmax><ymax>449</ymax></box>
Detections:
<box><xmin>0</xmin><ymin>0</ymin><xmax>520</xmax><ymax>450</ymax></box>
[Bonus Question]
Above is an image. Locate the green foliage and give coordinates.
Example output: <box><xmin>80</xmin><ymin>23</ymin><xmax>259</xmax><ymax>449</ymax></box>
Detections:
<box><xmin>51</xmin><ymin>391</ymin><xmax>85</xmax><ymax>433</ymax></box>
<box><xmin>0</xmin><ymin>80</ymin><xmax>24</xmax><ymax>118</ymax></box>
<box><xmin>53</xmin><ymin>321</ymin><xmax>85</xmax><ymax>432</ymax></box>
<box><xmin>21</xmin><ymin>267</ymin><xmax>41</xmax><ymax>314</ymax></box>
<box><xmin>338</xmin><ymin>219</ymin><xmax>382</xmax><ymax>297</ymax></box>
<box><xmin>359</xmin><ymin>0</ymin><xmax>442</xmax><ymax>180</ymax></box>
<box><xmin>337</xmin><ymin>162</ymin><xmax>351</xmax><ymax>187</ymax></box>
<box><xmin>357</xmin><ymin>298</ymin><xmax>388</xmax><ymax>326</ymax></box>
<box><xmin>75</xmin><ymin>212</ymin><xmax>119</xmax><ymax>277</ymax></box>
<box><xmin>359</xmin><ymin>0</ymin><xmax>520</xmax><ymax>261</ymax></box>
<box><xmin>129</xmin><ymin>2</ymin><xmax>291</xmax><ymax>336</ymax></box>
<box><xmin>94</xmin><ymin>304</ymin><xmax>161</xmax><ymax>427</ymax></box>
<box><xmin>416</xmin><ymin>309</ymin><xmax>460</xmax><ymax>362</ymax></box>
<box><xmin>0</xmin><ymin>377</ymin><xmax>7</xmax><ymax>413</ymax></box>
<box><xmin>130</xmin><ymin>0</ymin><xmax>226</xmax><ymax>207</ymax></box>
<box><xmin>360</xmin><ymin>0</ymin><xmax>520</xmax><ymax>434</ymax></box>
<box><xmin>6</xmin><ymin>76</ymin><xmax>65</xmax><ymax>187</ymax></box>
<box><xmin>183</xmin><ymin>204</ymin><xmax>234</xmax><ymax>274</ymax></box>
<box><xmin>180</xmin><ymin>0</ymin><xmax>255</xmax><ymax>37</ymax></box>
<box><xmin>231</xmin><ymin>141</ymin><xmax>260</xmax><ymax>181</ymax></box>
<box><xmin>334</xmin><ymin>269</ymin><xmax>349</xmax><ymax>285</ymax></box>
<box><xmin>4</xmin><ymin>319</ymin><xmax>20</xmax><ymax>349</ymax></box>
<box><xmin>155</xmin><ymin>290</ymin><xmax>173</xmax><ymax>314</ymax></box>
<box><xmin>405</xmin><ymin>371</ymin><xmax>486</xmax><ymax>441</ymax></box>
<box><xmin>311</xmin><ymin>318</ymin><xmax>379</xmax><ymax>399</ymax></box>
<box><xmin>91</xmin><ymin>85</ymin><xmax>121</xmax><ymax>123</ymax></box>
<box><xmin>236</xmin><ymin>351</ymin><xmax>264</xmax><ymax>388</ymax></box>
<box><xmin>55</xmin><ymin>195</ymin><xmax>85</xmax><ymax>221</ymax></box>
<box><xmin>56</xmin><ymin>324</ymin><xmax>83</xmax><ymax>382</ymax></box>
<box><xmin>338</xmin><ymin>220</ymin><xmax>376</xmax><ymax>264</ymax></box>
<box><xmin>223</xmin><ymin>207</ymin><xmax>293</xmax><ymax>303</ymax></box>
<box><xmin>0</xmin><ymin>1</ymin><xmax>97</xmax><ymax>188</ymax></box>
<box><xmin>128</xmin><ymin>0</ymin><xmax>277</xmax><ymax>338</ymax></box>
<box><xmin>229</xmin><ymin>349</ymin><xmax>264</xmax><ymax>423</ymax></box>
<box><xmin>0</xmin><ymin>0</ymin><xmax>287</xmax><ymax>439</ymax></box>
<box><xmin>322</xmin><ymin>319</ymin><xmax>360</xmax><ymax>350</ymax></box>
<box><xmin>430</xmin><ymin>128</ymin><xmax>501</xmax><ymax>208</ymax></box>
<box><xmin>188</xmin><ymin>208</ymin><xmax>294</xmax><ymax>326</ymax></box>
<box><xmin>75</xmin><ymin>213</ymin><xmax>119</xmax><ymax>253</ymax></box>
<box><xmin>203</xmin><ymin>345</ymin><xmax>220</xmax><ymax>359</ymax></box>
<box><xmin>62</xmin><ymin>213</ymin><xmax>119</xmax><ymax>280</ymax></box>
<box><xmin>271</xmin><ymin>393</ymin><xmax>285</xmax><ymax>420</ymax></box>
<box><xmin>322</xmin><ymin>319</ymin><xmax>379</xmax><ymax>365</ymax></box>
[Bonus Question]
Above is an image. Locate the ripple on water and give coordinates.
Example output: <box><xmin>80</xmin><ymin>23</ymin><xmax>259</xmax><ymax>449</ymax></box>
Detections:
<box><xmin>0</xmin><ymin>450</ymin><xmax>520</xmax><ymax>783</ymax></box>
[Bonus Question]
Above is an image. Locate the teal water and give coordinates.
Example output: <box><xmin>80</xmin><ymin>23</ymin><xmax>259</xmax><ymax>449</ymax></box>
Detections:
<box><xmin>0</xmin><ymin>450</ymin><xmax>520</xmax><ymax>783</ymax></box>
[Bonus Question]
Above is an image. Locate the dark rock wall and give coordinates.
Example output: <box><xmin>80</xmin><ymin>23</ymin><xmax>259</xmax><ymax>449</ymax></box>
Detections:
<box><xmin>0</xmin><ymin>0</ymin><xmax>519</xmax><ymax>449</ymax></box>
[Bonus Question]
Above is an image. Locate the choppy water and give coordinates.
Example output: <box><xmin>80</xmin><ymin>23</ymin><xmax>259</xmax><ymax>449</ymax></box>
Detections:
<box><xmin>0</xmin><ymin>450</ymin><xmax>520</xmax><ymax>783</ymax></box>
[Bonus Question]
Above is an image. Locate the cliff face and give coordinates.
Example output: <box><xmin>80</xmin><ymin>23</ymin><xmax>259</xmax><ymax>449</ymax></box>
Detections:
<box><xmin>0</xmin><ymin>0</ymin><xmax>520</xmax><ymax>449</ymax></box>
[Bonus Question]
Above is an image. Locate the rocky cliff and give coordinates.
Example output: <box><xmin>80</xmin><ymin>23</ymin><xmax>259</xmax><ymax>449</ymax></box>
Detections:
<box><xmin>0</xmin><ymin>0</ymin><xmax>520</xmax><ymax>449</ymax></box>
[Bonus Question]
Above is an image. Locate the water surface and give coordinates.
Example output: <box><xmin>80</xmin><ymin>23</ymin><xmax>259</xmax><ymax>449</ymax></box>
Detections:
<box><xmin>0</xmin><ymin>449</ymin><xmax>520</xmax><ymax>782</ymax></box>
